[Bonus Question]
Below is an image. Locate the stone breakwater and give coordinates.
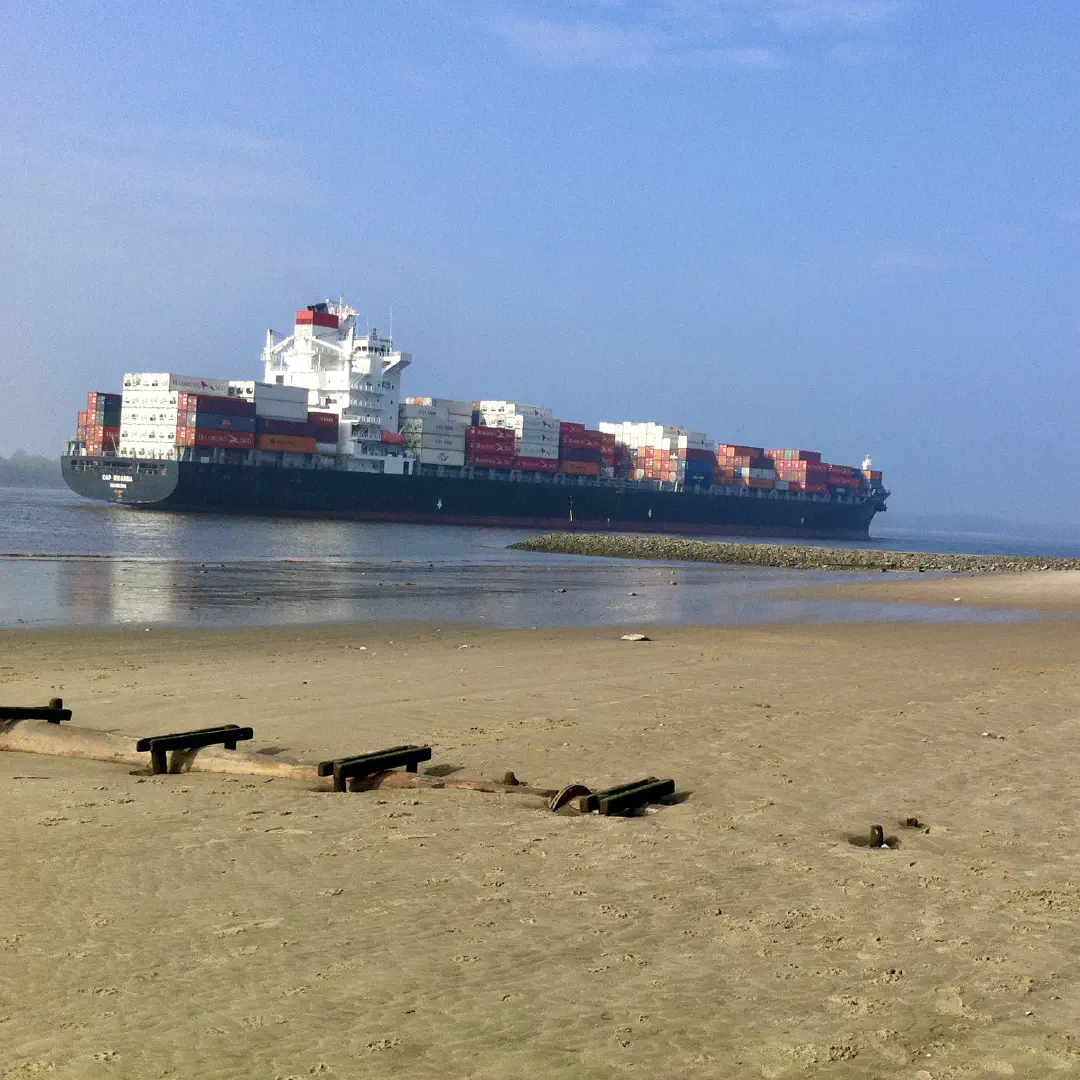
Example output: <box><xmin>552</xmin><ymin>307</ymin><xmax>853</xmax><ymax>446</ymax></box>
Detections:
<box><xmin>509</xmin><ymin>534</ymin><xmax>1080</xmax><ymax>574</ymax></box>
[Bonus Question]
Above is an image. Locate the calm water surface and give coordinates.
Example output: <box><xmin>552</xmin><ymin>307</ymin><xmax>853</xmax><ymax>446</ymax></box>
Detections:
<box><xmin>0</xmin><ymin>487</ymin><xmax>1068</xmax><ymax>630</ymax></box>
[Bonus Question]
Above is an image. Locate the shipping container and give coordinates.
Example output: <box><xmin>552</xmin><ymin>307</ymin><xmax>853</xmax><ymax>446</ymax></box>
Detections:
<box><xmin>466</xmin><ymin>452</ymin><xmax>516</xmax><ymax>469</ymax></box>
<box><xmin>559</xmin><ymin>460</ymin><xmax>602</xmax><ymax>476</ymax></box>
<box><xmin>177</xmin><ymin>393</ymin><xmax>255</xmax><ymax>417</ymax></box>
<box><xmin>308</xmin><ymin>410</ymin><xmax>339</xmax><ymax>429</ymax></box>
<box><xmin>559</xmin><ymin>422</ymin><xmax>586</xmax><ymax>433</ymax></box>
<box><xmin>717</xmin><ymin>444</ymin><xmax>765</xmax><ymax>458</ymax></box>
<box><xmin>255</xmin><ymin>433</ymin><xmax>316</xmax><ymax>453</ymax></box>
<box><xmin>401</xmin><ymin>418</ymin><xmax>467</xmax><ymax>436</ymax></box>
<box><xmin>417</xmin><ymin>448</ymin><xmax>465</xmax><ymax>466</ymax></box>
<box><xmin>177</xmin><ymin>429</ymin><xmax>256</xmax><ymax>450</ymax></box>
<box><xmin>515</xmin><ymin>456</ymin><xmax>559</xmax><ymax>472</ymax></box>
<box><xmin>560</xmin><ymin>447</ymin><xmax>603</xmax><ymax>464</ymax></box>
<box><xmin>257</xmin><ymin>417</ymin><xmax>316</xmax><ymax>438</ymax></box>
<box><xmin>124</xmin><ymin>372</ymin><xmax>231</xmax><ymax>396</ymax></box>
<box><xmin>405</xmin><ymin>433</ymin><xmax>466</xmax><ymax>452</ymax></box>
<box><xmin>190</xmin><ymin>413</ymin><xmax>256</xmax><ymax>433</ymax></box>
<box><xmin>466</xmin><ymin>424</ymin><xmax>515</xmax><ymax>443</ymax></box>
<box><xmin>516</xmin><ymin>443</ymin><xmax>558</xmax><ymax>459</ymax></box>
<box><xmin>766</xmin><ymin>448</ymin><xmax>822</xmax><ymax>464</ymax></box>
<box><xmin>560</xmin><ymin>432</ymin><xmax>606</xmax><ymax>450</ymax></box>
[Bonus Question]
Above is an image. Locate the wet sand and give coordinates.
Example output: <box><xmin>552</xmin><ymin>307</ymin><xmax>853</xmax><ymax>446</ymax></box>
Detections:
<box><xmin>3</xmin><ymin>619</ymin><xmax>1080</xmax><ymax>1077</ymax></box>
<box><xmin>777</xmin><ymin>568</ymin><xmax>1080</xmax><ymax>613</ymax></box>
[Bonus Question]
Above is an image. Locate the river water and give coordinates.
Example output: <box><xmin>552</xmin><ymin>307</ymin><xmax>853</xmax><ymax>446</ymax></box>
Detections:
<box><xmin>0</xmin><ymin>487</ymin><xmax>1072</xmax><ymax>630</ymax></box>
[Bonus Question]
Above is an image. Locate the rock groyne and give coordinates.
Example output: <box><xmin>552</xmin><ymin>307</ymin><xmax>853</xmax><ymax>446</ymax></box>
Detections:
<box><xmin>509</xmin><ymin>534</ymin><xmax>1080</xmax><ymax>574</ymax></box>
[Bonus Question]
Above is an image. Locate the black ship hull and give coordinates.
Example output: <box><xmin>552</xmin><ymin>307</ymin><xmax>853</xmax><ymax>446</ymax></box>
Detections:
<box><xmin>61</xmin><ymin>456</ymin><xmax>884</xmax><ymax>538</ymax></box>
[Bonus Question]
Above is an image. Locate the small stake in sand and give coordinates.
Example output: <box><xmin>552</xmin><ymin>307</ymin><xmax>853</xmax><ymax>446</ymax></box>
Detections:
<box><xmin>135</xmin><ymin>724</ymin><xmax>254</xmax><ymax>775</ymax></box>
<box><xmin>847</xmin><ymin>824</ymin><xmax>900</xmax><ymax>849</ymax></box>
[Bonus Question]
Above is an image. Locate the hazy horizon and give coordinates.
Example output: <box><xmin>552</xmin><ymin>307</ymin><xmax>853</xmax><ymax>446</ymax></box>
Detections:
<box><xmin>2</xmin><ymin>1</ymin><xmax>1078</xmax><ymax>523</ymax></box>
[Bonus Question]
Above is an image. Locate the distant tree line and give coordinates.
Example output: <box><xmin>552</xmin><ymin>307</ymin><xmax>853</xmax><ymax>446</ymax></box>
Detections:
<box><xmin>0</xmin><ymin>451</ymin><xmax>63</xmax><ymax>488</ymax></box>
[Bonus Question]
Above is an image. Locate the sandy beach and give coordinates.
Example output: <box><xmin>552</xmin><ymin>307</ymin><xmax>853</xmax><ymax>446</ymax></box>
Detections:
<box><xmin>4</xmin><ymin>612</ymin><xmax>1080</xmax><ymax>1078</ymax></box>
<box><xmin>778</xmin><ymin>567</ymin><xmax>1080</xmax><ymax>613</ymax></box>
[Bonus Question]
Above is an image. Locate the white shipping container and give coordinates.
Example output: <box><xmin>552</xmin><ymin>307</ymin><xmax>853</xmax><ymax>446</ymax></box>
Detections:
<box><xmin>516</xmin><ymin>443</ymin><xmax>558</xmax><ymax>459</ymax></box>
<box><xmin>121</xmin><ymin>408</ymin><xmax>179</xmax><ymax>424</ymax></box>
<box><xmin>315</xmin><ymin>443</ymin><xmax>338</xmax><ymax>455</ymax></box>
<box><xmin>121</xmin><ymin>389</ymin><xmax>181</xmax><ymax>408</ymax></box>
<box><xmin>417</xmin><ymin>448</ymin><xmax>465</xmax><ymax>466</ymax></box>
<box><xmin>229</xmin><ymin>380</ymin><xmax>308</xmax><ymax>403</ymax></box>
<box><xmin>256</xmin><ymin>400</ymin><xmax>309</xmax><ymax>421</ymax></box>
<box><xmin>405</xmin><ymin>434</ymin><xmax>466</xmax><ymax>451</ymax></box>
<box><xmin>399</xmin><ymin>418</ymin><xmax>468</xmax><ymax>436</ymax></box>
<box><xmin>120</xmin><ymin>425</ymin><xmax>177</xmax><ymax>441</ymax></box>
<box><xmin>476</xmin><ymin>400</ymin><xmax>552</xmax><ymax>418</ymax></box>
<box><xmin>516</xmin><ymin>416</ymin><xmax>559</xmax><ymax>433</ymax></box>
<box><xmin>399</xmin><ymin>404</ymin><xmax>440</xmax><ymax>420</ymax></box>
<box><xmin>775</xmin><ymin>480</ymin><xmax>789</xmax><ymax>491</ymax></box>
<box><xmin>123</xmin><ymin>372</ymin><xmax>231</xmax><ymax>396</ymax></box>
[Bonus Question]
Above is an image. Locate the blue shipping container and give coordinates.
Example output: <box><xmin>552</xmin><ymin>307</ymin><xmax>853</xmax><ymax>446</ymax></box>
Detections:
<box><xmin>193</xmin><ymin>412</ymin><xmax>257</xmax><ymax>433</ymax></box>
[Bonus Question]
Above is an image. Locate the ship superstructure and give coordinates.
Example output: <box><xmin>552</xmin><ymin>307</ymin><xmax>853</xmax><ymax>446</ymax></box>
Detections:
<box><xmin>262</xmin><ymin>300</ymin><xmax>411</xmax><ymax>471</ymax></box>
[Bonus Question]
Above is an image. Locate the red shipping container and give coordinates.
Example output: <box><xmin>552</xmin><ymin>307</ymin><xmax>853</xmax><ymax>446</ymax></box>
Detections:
<box><xmin>308</xmin><ymin>411</ymin><xmax>339</xmax><ymax>428</ymax></box>
<box><xmin>827</xmin><ymin>464</ymin><xmax>858</xmax><ymax>478</ymax></box>
<box><xmin>717</xmin><ymin>444</ymin><xmax>765</xmax><ymax>457</ymax></box>
<box><xmin>466</xmin><ymin>424</ymin><xmax>515</xmax><ymax>442</ymax></box>
<box><xmin>467</xmin><ymin>452</ymin><xmax>516</xmax><ymax>468</ymax></box>
<box><xmin>515</xmin><ymin>457</ymin><xmax>559</xmax><ymax>472</ymax></box>
<box><xmin>177</xmin><ymin>429</ymin><xmax>256</xmax><ymax>449</ymax></box>
<box><xmin>559</xmin><ymin>422</ymin><xmax>586</xmax><ymax>433</ymax></box>
<box><xmin>560</xmin><ymin>432</ymin><xmax>605</xmax><ymax>450</ymax></box>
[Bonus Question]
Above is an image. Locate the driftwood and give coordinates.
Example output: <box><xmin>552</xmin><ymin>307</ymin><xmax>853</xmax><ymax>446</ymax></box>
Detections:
<box><xmin>0</xmin><ymin>719</ymin><xmax>567</xmax><ymax>807</ymax></box>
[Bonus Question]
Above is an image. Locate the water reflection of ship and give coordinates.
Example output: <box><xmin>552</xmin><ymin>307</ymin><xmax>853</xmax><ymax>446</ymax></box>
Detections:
<box><xmin>63</xmin><ymin>559</ymin><xmax>183</xmax><ymax>625</ymax></box>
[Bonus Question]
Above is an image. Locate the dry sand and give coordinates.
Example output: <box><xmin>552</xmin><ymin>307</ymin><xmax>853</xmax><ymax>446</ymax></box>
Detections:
<box><xmin>777</xmin><ymin>568</ymin><xmax>1080</xmax><ymax>613</ymax></box>
<box><xmin>3</xmin><ymin>618</ymin><xmax>1080</xmax><ymax>1078</ymax></box>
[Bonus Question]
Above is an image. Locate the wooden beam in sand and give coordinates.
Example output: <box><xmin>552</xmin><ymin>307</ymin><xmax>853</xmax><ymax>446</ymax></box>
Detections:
<box><xmin>0</xmin><ymin>720</ymin><xmax>568</xmax><ymax>807</ymax></box>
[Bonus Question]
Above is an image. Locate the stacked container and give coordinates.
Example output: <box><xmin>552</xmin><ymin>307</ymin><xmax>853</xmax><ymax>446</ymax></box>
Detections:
<box><xmin>399</xmin><ymin>398</ymin><xmax>470</xmax><ymax>466</ymax></box>
<box><xmin>176</xmin><ymin>394</ymin><xmax>257</xmax><ymax>450</ymax></box>
<box><xmin>767</xmin><ymin>449</ymin><xmax>828</xmax><ymax>493</ymax></box>
<box><xmin>675</xmin><ymin>433</ymin><xmax>715</xmax><ymax>487</ymax></box>
<box><xmin>598</xmin><ymin>422</ymin><xmax>711</xmax><ymax>485</ymax></box>
<box><xmin>309</xmin><ymin>411</ymin><xmax>340</xmax><ymax>454</ymax></box>
<box><xmin>120</xmin><ymin>374</ymin><xmax>232</xmax><ymax>458</ymax></box>
<box><xmin>558</xmin><ymin>423</ymin><xmax>606</xmax><ymax>477</ymax></box>
<box><xmin>465</xmin><ymin>425</ymin><xmax>516</xmax><ymax>469</ymax></box>
<box><xmin>714</xmin><ymin>444</ymin><xmax>776</xmax><ymax>489</ymax></box>
<box><xmin>78</xmin><ymin>392</ymin><xmax>122</xmax><ymax>455</ymax></box>
<box><xmin>474</xmin><ymin>401</ymin><xmax>560</xmax><ymax>464</ymax></box>
<box><xmin>229</xmin><ymin>380</ymin><xmax>311</xmax><ymax>422</ymax></box>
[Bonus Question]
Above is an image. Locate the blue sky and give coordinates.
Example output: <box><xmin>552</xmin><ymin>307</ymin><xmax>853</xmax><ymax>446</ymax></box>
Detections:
<box><xmin>2</xmin><ymin>1</ymin><xmax>1078</xmax><ymax>522</ymax></box>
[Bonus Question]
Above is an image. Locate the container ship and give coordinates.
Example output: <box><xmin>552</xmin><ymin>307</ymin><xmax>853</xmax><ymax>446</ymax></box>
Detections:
<box><xmin>61</xmin><ymin>300</ymin><xmax>889</xmax><ymax>538</ymax></box>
